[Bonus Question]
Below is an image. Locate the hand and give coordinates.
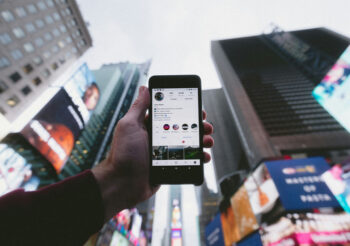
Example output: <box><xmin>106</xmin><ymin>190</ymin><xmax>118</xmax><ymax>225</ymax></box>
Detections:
<box><xmin>92</xmin><ymin>86</ymin><xmax>214</xmax><ymax>221</ymax></box>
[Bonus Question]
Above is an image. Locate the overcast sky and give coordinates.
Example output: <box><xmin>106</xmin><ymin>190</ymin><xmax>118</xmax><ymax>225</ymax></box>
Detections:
<box><xmin>76</xmin><ymin>0</ymin><xmax>350</xmax><ymax>89</ymax></box>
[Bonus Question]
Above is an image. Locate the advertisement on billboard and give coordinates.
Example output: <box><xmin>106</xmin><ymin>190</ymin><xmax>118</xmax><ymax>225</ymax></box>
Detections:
<box><xmin>205</xmin><ymin>213</ymin><xmax>225</xmax><ymax>246</ymax></box>
<box><xmin>21</xmin><ymin>89</ymin><xmax>84</xmax><ymax>173</ymax></box>
<box><xmin>312</xmin><ymin>45</ymin><xmax>350</xmax><ymax>132</ymax></box>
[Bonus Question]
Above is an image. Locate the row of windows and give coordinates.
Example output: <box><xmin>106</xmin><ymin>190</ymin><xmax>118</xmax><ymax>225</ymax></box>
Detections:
<box><xmin>1</xmin><ymin>1</ymin><xmax>55</xmax><ymax>22</ymax></box>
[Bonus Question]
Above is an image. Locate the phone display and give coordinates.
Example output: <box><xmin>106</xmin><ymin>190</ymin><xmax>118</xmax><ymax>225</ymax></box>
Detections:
<box><xmin>152</xmin><ymin>88</ymin><xmax>200</xmax><ymax>166</ymax></box>
<box><xmin>149</xmin><ymin>75</ymin><xmax>203</xmax><ymax>185</ymax></box>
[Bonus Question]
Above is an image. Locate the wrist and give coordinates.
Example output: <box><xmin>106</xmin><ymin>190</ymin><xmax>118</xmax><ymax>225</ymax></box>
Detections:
<box><xmin>91</xmin><ymin>160</ymin><xmax>128</xmax><ymax>221</ymax></box>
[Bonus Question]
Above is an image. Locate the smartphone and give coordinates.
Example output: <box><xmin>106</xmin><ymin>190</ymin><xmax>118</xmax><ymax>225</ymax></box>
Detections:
<box><xmin>149</xmin><ymin>75</ymin><xmax>204</xmax><ymax>185</ymax></box>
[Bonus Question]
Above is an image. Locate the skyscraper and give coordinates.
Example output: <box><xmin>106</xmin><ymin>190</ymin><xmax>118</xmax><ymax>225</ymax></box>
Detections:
<box><xmin>0</xmin><ymin>0</ymin><xmax>92</xmax><ymax>125</ymax></box>
<box><xmin>211</xmin><ymin>27</ymin><xmax>350</xmax><ymax>169</ymax></box>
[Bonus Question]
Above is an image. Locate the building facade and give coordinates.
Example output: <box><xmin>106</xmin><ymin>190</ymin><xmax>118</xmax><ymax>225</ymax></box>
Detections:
<box><xmin>211</xmin><ymin>27</ymin><xmax>350</xmax><ymax>169</ymax></box>
<box><xmin>0</xmin><ymin>0</ymin><xmax>92</xmax><ymax>123</ymax></box>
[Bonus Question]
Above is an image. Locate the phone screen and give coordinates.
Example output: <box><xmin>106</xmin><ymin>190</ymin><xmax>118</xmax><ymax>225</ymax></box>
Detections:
<box><xmin>152</xmin><ymin>88</ymin><xmax>201</xmax><ymax>166</ymax></box>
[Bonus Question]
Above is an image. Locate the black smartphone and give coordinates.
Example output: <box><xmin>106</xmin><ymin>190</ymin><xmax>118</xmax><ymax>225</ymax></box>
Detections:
<box><xmin>149</xmin><ymin>75</ymin><xmax>204</xmax><ymax>185</ymax></box>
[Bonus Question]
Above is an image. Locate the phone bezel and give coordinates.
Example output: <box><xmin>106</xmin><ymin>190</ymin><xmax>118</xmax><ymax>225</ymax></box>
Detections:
<box><xmin>148</xmin><ymin>75</ymin><xmax>204</xmax><ymax>185</ymax></box>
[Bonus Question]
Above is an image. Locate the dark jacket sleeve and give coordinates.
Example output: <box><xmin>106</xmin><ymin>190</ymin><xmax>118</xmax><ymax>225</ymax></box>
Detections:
<box><xmin>0</xmin><ymin>170</ymin><xmax>105</xmax><ymax>246</ymax></box>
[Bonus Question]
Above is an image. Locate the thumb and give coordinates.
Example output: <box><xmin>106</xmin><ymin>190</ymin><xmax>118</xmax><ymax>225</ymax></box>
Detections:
<box><xmin>127</xmin><ymin>86</ymin><xmax>150</xmax><ymax>123</ymax></box>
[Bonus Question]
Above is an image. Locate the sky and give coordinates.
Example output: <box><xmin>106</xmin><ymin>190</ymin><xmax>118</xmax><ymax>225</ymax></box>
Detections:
<box><xmin>76</xmin><ymin>0</ymin><xmax>350</xmax><ymax>89</ymax></box>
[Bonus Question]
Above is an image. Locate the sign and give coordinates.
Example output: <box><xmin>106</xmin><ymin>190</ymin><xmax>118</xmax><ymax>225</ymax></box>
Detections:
<box><xmin>265</xmin><ymin>157</ymin><xmax>339</xmax><ymax>210</ymax></box>
<box><xmin>237</xmin><ymin>232</ymin><xmax>262</xmax><ymax>246</ymax></box>
<box><xmin>205</xmin><ymin>213</ymin><xmax>225</xmax><ymax>246</ymax></box>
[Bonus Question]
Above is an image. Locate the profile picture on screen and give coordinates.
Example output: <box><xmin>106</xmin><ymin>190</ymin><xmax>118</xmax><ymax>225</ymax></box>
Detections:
<box><xmin>155</xmin><ymin>92</ymin><xmax>164</xmax><ymax>101</ymax></box>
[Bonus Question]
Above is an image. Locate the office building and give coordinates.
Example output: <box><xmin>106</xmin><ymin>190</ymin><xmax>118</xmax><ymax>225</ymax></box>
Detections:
<box><xmin>0</xmin><ymin>60</ymin><xmax>151</xmax><ymax>193</ymax></box>
<box><xmin>0</xmin><ymin>0</ymin><xmax>92</xmax><ymax>124</ymax></box>
<box><xmin>211</xmin><ymin>27</ymin><xmax>350</xmax><ymax>169</ymax></box>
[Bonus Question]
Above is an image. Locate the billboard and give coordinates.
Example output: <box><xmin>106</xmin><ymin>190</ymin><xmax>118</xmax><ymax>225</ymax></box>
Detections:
<box><xmin>205</xmin><ymin>213</ymin><xmax>225</xmax><ymax>246</ymax></box>
<box><xmin>21</xmin><ymin>89</ymin><xmax>84</xmax><ymax>173</ymax></box>
<box><xmin>313</xmin><ymin>45</ymin><xmax>350</xmax><ymax>132</ymax></box>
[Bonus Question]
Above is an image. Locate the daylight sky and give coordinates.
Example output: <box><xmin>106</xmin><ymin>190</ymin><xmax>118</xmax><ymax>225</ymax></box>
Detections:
<box><xmin>76</xmin><ymin>0</ymin><xmax>350</xmax><ymax>89</ymax></box>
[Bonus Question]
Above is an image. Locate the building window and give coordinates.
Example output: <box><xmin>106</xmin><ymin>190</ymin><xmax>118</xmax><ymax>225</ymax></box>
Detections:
<box><xmin>65</xmin><ymin>51</ymin><xmax>71</xmax><ymax>59</ymax></box>
<box><xmin>59</xmin><ymin>57</ymin><xmax>65</xmax><ymax>64</ymax></box>
<box><xmin>23</xmin><ymin>64</ymin><xmax>34</xmax><ymax>74</ymax></box>
<box><xmin>0</xmin><ymin>107</ymin><xmax>6</xmax><ymax>115</ymax></box>
<box><xmin>65</xmin><ymin>8</ymin><xmax>72</xmax><ymax>15</ymax></box>
<box><xmin>45</xmin><ymin>15</ymin><xmax>53</xmax><ymax>24</ymax></box>
<box><xmin>43</xmin><ymin>50</ymin><xmax>51</xmax><ymax>59</ymax></box>
<box><xmin>0</xmin><ymin>80</ymin><xmax>8</xmax><ymax>94</ymax></box>
<box><xmin>15</xmin><ymin>7</ymin><xmax>27</xmax><ymax>18</ymax></box>
<box><xmin>72</xmin><ymin>47</ymin><xmax>78</xmax><ymax>54</ymax></box>
<box><xmin>53</xmin><ymin>12</ymin><xmax>60</xmax><ymax>21</ymax></box>
<box><xmin>25</xmin><ymin>23</ymin><xmax>36</xmax><ymax>33</ymax></box>
<box><xmin>7</xmin><ymin>95</ymin><xmax>20</xmax><ymax>107</ymax></box>
<box><xmin>51</xmin><ymin>62</ymin><xmax>58</xmax><ymax>70</ymax></box>
<box><xmin>44</xmin><ymin>32</ymin><xmax>52</xmax><ymax>41</ymax></box>
<box><xmin>59</xmin><ymin>25</ymin><xmax>66</xmax><ymax>33</ymax></box>
<box><xmin>58</xmin><ymin>40</ymin><xmax>65</xmax><ymax>48</ymax></box>
<box><xmin>35</xmin><ymin>19</ymin><xmax>45</xmax><ymax>28</ymax></box>
<box><xmin>9</xmin><ymin>72</ymin><xmax>22</xmax><ymax>83</ymax></box>
<box><xmin>34</xmin><ymin>37</ymin><xmax>44</xmax><ymax>47</ymax></box>
<box><xmin>46</xmin><ymin>0</ymin><xmax>54</xmax><ymax>7</ymax></box>
<box><xmin>66</xmin><ymin>36</ymin><xmax>72</xmax><ymax>43</ymax></box>
<box><xmin>52</xmin><ymin>28</ymin><xmax>60</xmax><ymax>37</ymax></box>
<box><xmin>23</xmin><ymin>42</ymin><xmax>35</xmax><ymax>53</ymax></box>
<box><xmin>21</xmin><ymin>86</ymin><xmax>32</xmax><ymax>96</ymax></box>
<box><xmin>12</xmin><ymin>27</ymin><xmax>25</xmax><ymax>39</ymax></box>
<box><xmin>37</xmin><ymin>1</ymin><xmax>47</xmax><ymax>11</ymax></box>
<box><xmin>33</xmin><ymin>56</ymin><xmax>43</xmax><ymax>66</ymax></box>
<box><xmin>27</xmin><ymin>4</ymin><xmax>38</xmax><ymax>14</ymax></box>
<box><xmin>51</xmin><ymin>45</ymin><xmax>59</xmax><ymax>53</ymax></box>
<box><xmin>70</xmin><ymin>19</ymin><xmax>76</xmax><ymax>26</ymax></box>
<box><xmin>0</xmin><ymin>33</ymin><xmax>11</xmax><ymax>45</ymax></box>
<box><xmin>0</xmin><ymin>56</ymin><xmax>11</xmax><ymax>69</ymax></box>
<box><xmin>42</xmin><ymin>68</ymin><xmax>51</xmax><ymax>78</ymax></box>
<box><xmin>1</xmin><ymin>10</ymin><xmax>14</xmax><ymax>22</ymax></box>
<box><xmin>11</xmin><ymin>49</ymin><xmax>23</xmax><ymax>60</ymax></box>
<box><xmin>32</xmin><ymin>77</ymin><xmax>42</xmax><ymax>86</ymax></box>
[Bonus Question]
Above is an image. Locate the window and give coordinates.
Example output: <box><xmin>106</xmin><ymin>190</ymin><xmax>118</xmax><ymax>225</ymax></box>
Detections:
<box><xmin>37</xmin><ymin>1</ymin><xmax>47</xmax><ymax>11</ymax></box>
<box><xmin>32</xmin><ymin>77</ymin><xmax>42</xmax><ymax>86</ymax></box>
<box><xmin>59</xmin><ymin>57</ymin><xmax>65</xmax><ymax>64</ymax></box>
<box><xmin>58</xmin><ymin>40</ymin><xmax>65</xmax><ymax>48</ymax></box>
<box><xmin>51</xmin><ymin>45</ymin><xmax>59</xmax><ymax>53</ymax></box>
<box><xmin>59</xmin><ymin>25</ymin><xmax>66</xmax><ymax>33</ymax></box>
<box><xmin>23</xmin><ymin>42</ymin><xmax>34</xmax><ymax>53</ymax></box>
<box><xmin>7</xmin><ymin>95</ymin><xmax>20</xmax><ymax>107</ymax></box>
<box><xmin>9</xmin><ymin>72</ymin><xmax>22</xmax><ymax>83</ymax></box>
<box><xmin>66</xmin><ymin>36</ymin><xmax>72</xmax><ymax>43</ymax></box>
<box><xmin>44</xmin><ymin>32</ymin><xmax>52</xmax><ymax>41</ymax></box>
<box><xmin>27</xmin><ymin>4</ymin><xmax>37</xmax><ymax>14</ymax></box>
<box><xmin>35</xmin><ymin>19</ymin><xmax>45</xmax><ymax>28</ymax></box>
<box><xmin>23</xmin><ymin>64</ymin><xmax>34</xmax><ymax>74</ymax></box>
<box><xmin>43</xmin><ymin>50</ymin><xmax>51</xmax><ymax>59</ymax></box>
<box><xmin>45</xmin><ymin>15</ymin><xmax>53</xmax><ymax>24</ymax></box>
<box><xmin>73</xmin><ymin>30</ymin><xmax>80</xmax><ymax>38</ymax></box>
<box><xmin>33</xmin><ymin>56</ymin><xmax>43</xmax><ymax>66</ymax></box>
<box><xmin>0</xmin><ymin>107</ymin><xmax>6</xmax><ymax>115</ymax></box>
<box><xmin>0</xmin><ymin>80</ymin><xmax>8</xmax><ymax>94</ymax></box>
<box><xmin>70</xmin><ymin>19</ymin><xmax>76</xmax><ymax>26</ymax></box>
<box><xmin>11</xmin><ymin>49</ymin><xmax>23</xmax><ymax>60</ymax></box>
<box><xmin>42</xmin><ymin>68</ymin><xmax>51</xmax><ymax>78</ymax></box>
<box><xmin>53</xmin><ymin>12</ymin><xmax>60</xmax><ymax>21</ymax></box>
<box><xmin>1</xmin><ymin>11</ymin><xmax>14</xmax><ymax>22</ymax></box>
<box><xmin>0</xmin><ymin>33</ymin><xmax>12</xmax><ymax>45</ymax></box>
<box><xmin>65</xmin><ymin>51</ymin><xmax>71</xmax><ymax>59</ymax></box>
<box><xmin>12</xmin><ymin>27</ymin><xmax>25</xmax><ymax>39</ymax></box>
<box><xmin>34</xmin><ymin>37</ymin><xmax>44</xmax><ymax>47</ymax></box>
<box><xmin>15</xmin><ymin>7</ymin><xmax>27</xmax><ymax>18</ymax></box>
<box><xmin>25</xmin><ymin>23</ymin><xmax>36</xmax><ymax>33</ymax></box>
<box><xmin>52</xmin><ymin>28</ymin><xmax>60</xmax><ymax>37</ymax></box>
<box><xmin>0</xmin><ymin>56</ymin><xmax>10</xmax><ymax>69</ymax></box>
<box><xmin>21</xmin><ymin>86</ymin><xmax>32</xmax><ymax>96</ymax></box>
<box><xmin>46</xmin><ymin>0</ymin><xmax>54</xmax><ymax>7</ymax></box>
<box><xmin>51</xmin><ymin>62</ymin><xmax>58</xmax><ymax>70</ymax></box>
<box><xmin>72</xmin><ymin>47</ymin><xmax>78</xmax><ymax>54</ymax></box>
<box><xmin>66</xmin><ymin>8</ymin><xmax>72</xmax><ymax>15</ymax></box>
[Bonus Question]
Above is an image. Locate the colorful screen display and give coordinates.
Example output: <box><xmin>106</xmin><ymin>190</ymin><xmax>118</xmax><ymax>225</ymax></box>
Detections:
<box><xmin>313</xmin><ymin>45</ymin><xmax>350</xmax><ymax>132</ymax></box>
<box><xmin>152</xmin><ymin>88</ymin><xmax>200</xmax><ymax>166</ymax></box>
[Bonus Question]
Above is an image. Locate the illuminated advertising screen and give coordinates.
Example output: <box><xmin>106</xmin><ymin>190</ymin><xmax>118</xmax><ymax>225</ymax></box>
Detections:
<box><xmin>312</xmin><ymin>45</ymin><xmax>350</xmax><ymax>132</ymax></box>
<box><xmin>63</xmin><ymin>63</ymin><xmax>100</xmax><ymax>124</ymax></box>
<box><xmin>205</xmin><ymin>213</ymin><xmax>225</xmax><ymax>246</ymax></box>
<box><xmin>21</xmin><ymin>89</ymin><xmax>84</xmax><ymax>173</ymax></box>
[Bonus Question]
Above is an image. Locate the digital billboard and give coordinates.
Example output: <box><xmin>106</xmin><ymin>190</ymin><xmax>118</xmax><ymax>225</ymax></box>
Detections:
<box><xmin>313</xmin><ymin>45</ymin><xmax>350</xmax><ymax>132</ymax></box>
<box><xmin>21</xmin><ymin>89</ymin><xmax>84</xmax><ymax>173</ymax></box>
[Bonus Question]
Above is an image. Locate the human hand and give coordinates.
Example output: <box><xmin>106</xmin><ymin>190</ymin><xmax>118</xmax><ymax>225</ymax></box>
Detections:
<box><xmin>92</xmin><ymin>86</ymin><xmax>214</xmax><ymax>221</ymax></box>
